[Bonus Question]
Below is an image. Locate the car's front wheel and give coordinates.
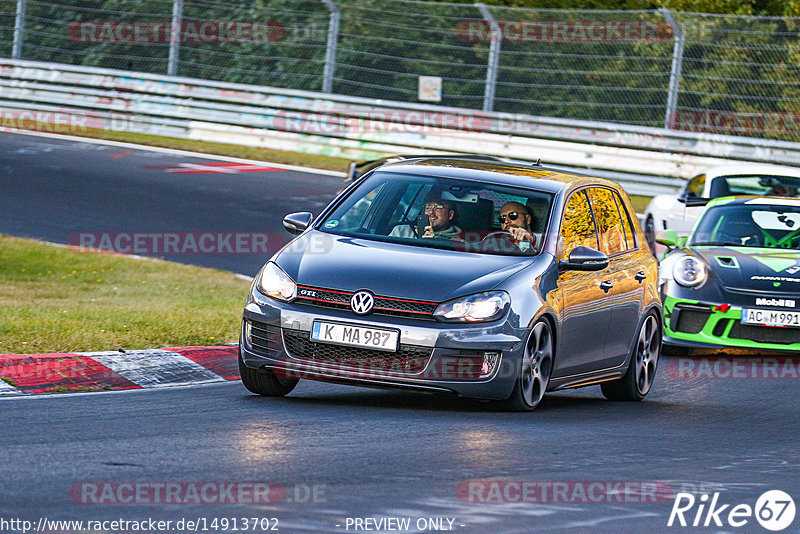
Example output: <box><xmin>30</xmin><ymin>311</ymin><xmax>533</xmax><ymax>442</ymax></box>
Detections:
<box><xmin>602</xmin><ymin>312</ymin><xmax>661</xmax><ymax>401</ymax></box>
<box><xmin>238</xmin><ymin>347</ymin><xmax>299</xmax><ymax>396</ymax></box>
<box><xmin>500</xmin><ymin>319</ymin><xmax>553</xmax><ymax>412</ymax></box>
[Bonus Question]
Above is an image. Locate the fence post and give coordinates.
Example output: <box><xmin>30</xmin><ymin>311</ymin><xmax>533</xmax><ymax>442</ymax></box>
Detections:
<box><xmin>321</xmin><ymin>0</ymin><xmax>340</xmax><ymax>93</ymax></box>
<box><xmin>476</xmin><ymin>3</ymin><xmax>500</xmax><ymax>112</ymax></box>
<box><xmin>11</xmin><ymin>0</ymin><xmax>26</xmax><ymax>59</ymax></box>
<box><xmin>661</xmin><ymin>8</ymin><xmax>685</xmax><ymax>129</ymax></box>
<box><xmin>167</xmin><ymin>0</ymin><xmax>184</xmax><ymax>76</ymax></box>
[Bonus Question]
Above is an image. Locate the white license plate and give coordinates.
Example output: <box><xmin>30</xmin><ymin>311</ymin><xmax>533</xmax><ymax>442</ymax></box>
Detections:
<box><xmin>741</xmin><ymin>308</ymin><xmax>800</xmax><ymax>328</ymax></box>
<box><xmin>311</xmin><ymin>321</ymin><xmax>399</xmax><ymax>352</ymax></box>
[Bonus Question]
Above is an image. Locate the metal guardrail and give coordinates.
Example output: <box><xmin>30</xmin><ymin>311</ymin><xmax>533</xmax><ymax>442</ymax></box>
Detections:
<box><xmin>2</xmin><ymin>59</ymin><xmax>800</xmax><ymax>196</ymax></box>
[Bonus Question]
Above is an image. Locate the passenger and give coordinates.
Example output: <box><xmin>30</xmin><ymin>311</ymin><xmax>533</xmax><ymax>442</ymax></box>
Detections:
<box><xmin>768</xmin><ymin>184</ymin><xmax>796</xmax><ymax>197</ymax></box>
<box><xmin>499</xmin><ymin>201</ymin><xmax>536</xmax><ymax>251</ymax></box>
<box><xmin>391</xmin><ymin>194</ymin><xmax>462</xmax><ymax>239</ymax></box>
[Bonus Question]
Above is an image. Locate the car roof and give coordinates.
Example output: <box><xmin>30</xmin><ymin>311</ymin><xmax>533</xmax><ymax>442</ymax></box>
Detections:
<box><xmin>373</xmin><ymin>157</ymin><xmax>616</xmax><ymax>193</ymax></box>
<box><xmin>703</xmin><ymin>163</ymin><xmax>800</xmax><ymax>180</ymax></box>
<box><xmin>708</xmin><ymin>195</ymin><xmax>800</xmax><ymax>208</ymax></box>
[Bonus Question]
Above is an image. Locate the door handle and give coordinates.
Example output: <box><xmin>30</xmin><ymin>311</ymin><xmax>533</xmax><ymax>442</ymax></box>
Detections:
<box><xmin>635</xmin><ymin>271</ymin><xmax>647</xmax><ymax>283</ymax></box>
<box><xmin>599</xmin><ymin>281</ymin><xmax>613</xmax><ymax>293</ymax></box>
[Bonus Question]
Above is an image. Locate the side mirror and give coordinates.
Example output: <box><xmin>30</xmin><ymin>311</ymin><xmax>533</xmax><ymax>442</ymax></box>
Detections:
<box><xmin>559</xmin><ymin>246</ymin><xmax>609</xmax><ymax>271</ymax></box>
<box><xmin>283</xmin><ymin>212</ymin><xmax>313</xmax><ymax>235</ymax></box>
<box><xmin>678</xmin><ymin>195</ymin><xmax>710</xmax><ymax>207</ymax></box>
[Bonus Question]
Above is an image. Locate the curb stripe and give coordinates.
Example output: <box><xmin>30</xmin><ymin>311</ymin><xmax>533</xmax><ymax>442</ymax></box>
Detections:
<box><xmin>83</xmin><ymin>349</ymin><xmax>225</xmax><ymax>388</ymax></box>
<box><xmin>0</xmin><ymin>379</ymin><xmax>21</xmax><ymax>395</ymax></box>
<box><xmin>165</xmin><ymin>346</ymin><xmax>240</xmax><ymax>381</ymax></box>
<box><xmin>0</xmin><ymin>353</ymin><xmax>140</xmax><ymax>394</ymax></box>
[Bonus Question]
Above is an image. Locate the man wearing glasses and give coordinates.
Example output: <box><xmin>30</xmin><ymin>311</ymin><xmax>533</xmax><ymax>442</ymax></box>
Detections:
<box><xmin>390</xmin><ymin>195</ymin><xmax>462</xmax><ymax>239</ymax></box>
<box><xmin>499</xmin><ymin>201</ymin><xmax>536</xmax><ymax>251</ymax></box>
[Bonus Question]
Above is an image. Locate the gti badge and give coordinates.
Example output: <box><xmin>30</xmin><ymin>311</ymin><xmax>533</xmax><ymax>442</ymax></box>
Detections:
<box><xmin>755</xmin><ymin>298</ymin><xmax>795</xmax><ymax>307</ymax></box>
<box><xmin>351</xmin><ymin>290</ymin><xmax>375</xmax><ymax>315</ymax></box>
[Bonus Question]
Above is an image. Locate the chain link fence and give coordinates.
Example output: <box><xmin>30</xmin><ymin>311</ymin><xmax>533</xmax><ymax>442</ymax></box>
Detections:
<box><xmin>1</xmin><ymin>0</ymin><xmax>799</xmax><ymax>141</ymax></box>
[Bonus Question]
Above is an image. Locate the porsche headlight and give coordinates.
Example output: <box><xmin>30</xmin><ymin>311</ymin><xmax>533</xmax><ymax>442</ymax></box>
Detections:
<box><xmin>433</xmin><ymin>291</ymin><xmax>510</xmax><ymax>323</ymax></box>
<box><xmin>256</xmin><ymin>262</ymin><xmax>297</xmax><ymax>302</ymax></box>
<box><xmin>673</xmin><ymin>255</ymin><xmax>708</xmax><ymax>287</ymax></box>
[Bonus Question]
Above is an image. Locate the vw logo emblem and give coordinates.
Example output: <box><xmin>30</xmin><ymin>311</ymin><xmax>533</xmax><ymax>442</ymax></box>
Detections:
<box><xmin>350</xmin><ymin>290</ymin><xmax>375</xmax><ymax>315</ymax></box>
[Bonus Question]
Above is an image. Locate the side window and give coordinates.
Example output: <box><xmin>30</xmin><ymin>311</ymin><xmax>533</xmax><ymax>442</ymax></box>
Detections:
<box><xmin>612</xmin><ymin>191</ymin><xmax>637</xmax><ymax>251</ymax></box>
<box><xmin>587</xmin><ymin>188</ymin><xmax>625</xmax><ymax>255</ymax></box>
<box><xmin>685</xmin><ymin>174</ymin><xmax>706</xmax><ymax>198</ymax></box>
<box><xmin>560</xmin><ymin>190</ymin><xmax>598</xmax><ymax>258</ymax></box>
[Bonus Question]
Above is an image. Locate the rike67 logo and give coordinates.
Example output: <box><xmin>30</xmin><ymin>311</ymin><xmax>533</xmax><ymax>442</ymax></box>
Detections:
<box><xmin>668</xmin><ymin>490</ymin><xmax>795</xmax><ymax>531</ymax></box>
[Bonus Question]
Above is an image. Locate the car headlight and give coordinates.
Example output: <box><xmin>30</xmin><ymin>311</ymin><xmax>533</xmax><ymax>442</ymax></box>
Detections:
<box><xmin>672</xmin><ymin>255</ymin><xmax>708</xmax><ymax>287</ymax></box>
<box><xmin>256</xmin><ymin>262</ymin><xmax>297</xmax><ymax>302</ymax></box>
<box><xmin>433</xmin><ymin>291</ymin><xmax>510</xmax><ymax>323</ymax></box>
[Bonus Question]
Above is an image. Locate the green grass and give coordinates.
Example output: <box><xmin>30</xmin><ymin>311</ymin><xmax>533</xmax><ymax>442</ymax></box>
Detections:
<box><xmin>0</xmin><ymin>235</ymin><xmax>251</xmax><ymax>355</ymax></box>
<box><xmin>629</xmin><ymin>195</ymin><xmax>651</xmax><ymax>214</ymax></box>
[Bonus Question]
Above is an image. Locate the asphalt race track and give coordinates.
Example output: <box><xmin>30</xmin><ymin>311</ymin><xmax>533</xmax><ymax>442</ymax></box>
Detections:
<box><xmin>0</xmin><ymin>132</ymin><xmax>344</xmax><ymax>275</ymax></box>
<box><xmin>2</xmin><ymin>132</ymin><xmax>799</xmax><ymax>533</ymax></box>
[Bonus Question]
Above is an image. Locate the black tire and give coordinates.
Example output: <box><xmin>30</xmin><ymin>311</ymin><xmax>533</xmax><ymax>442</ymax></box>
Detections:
<box><xmin>602</xmin><ymin>313</ymin><xmax>661</xmax><ymax>402</ymax></box>
<box><xmin>238</xmin><ymin>347</ymin><xmax>298</xmax><ymax>396</ymax></box>
<box><xmin>498</xmin><ymin>319</ymin><xmax>554</xmax><ymax>412</ymax></box>
<box><xmin>644</xmin><ymin>215</ymin><xmax>657</xmax><ymax>255</ymax></box>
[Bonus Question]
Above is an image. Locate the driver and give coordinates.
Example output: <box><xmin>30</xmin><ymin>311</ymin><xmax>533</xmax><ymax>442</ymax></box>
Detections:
<box><xmin>390</xmin><ymin>194</ymin><xmax>462</xmax><ymax>239</ymax></box>
<box><xmin>499</xmin><ymin>201</ymin><xmax>536</xmax><ymax>251</ymax></box>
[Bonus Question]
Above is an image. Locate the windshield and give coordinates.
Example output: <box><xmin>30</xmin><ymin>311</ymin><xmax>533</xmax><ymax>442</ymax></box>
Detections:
<box><xmin>711</xmin><ymin>174</ymin><xmax>800</xmax><ymax>197</ymax></box>
<box><xmin>319</xmin><ymin>171</ymin><xmax>555</xmax><ymax>256</ymax></box>
<box><xmin>690</xmin><ymin>203</ymin><xmax>800</xmax><ymax>249</ymax></box>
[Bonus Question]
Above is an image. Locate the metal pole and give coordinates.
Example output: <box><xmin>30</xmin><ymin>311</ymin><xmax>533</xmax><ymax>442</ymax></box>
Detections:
<box><xmin>321</xmin><ymin>0</ymin><xmax>340</xmax><ymax>93</ymax></box>
<box><xmin>167</xmin><ymin>0</ymin><xmax>184</xmax><ymax>76</ymax></box>
<box><xmin>661</xmin><ymin>8</ymin><xmax>685</xmax><ymax>129</ymax></box>
<box><xmin>476</xmin><ymin>3</ymin><xmax>501</xmax><ymax>113</ymax></box>
<box><xmin>12</xmin><ymin>0</ymin><xmax>26</xmax><ymax>59</ymax></box>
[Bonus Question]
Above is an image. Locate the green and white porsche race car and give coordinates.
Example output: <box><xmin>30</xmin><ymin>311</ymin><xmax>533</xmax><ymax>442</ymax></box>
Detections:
<box><xmin>657</xmin><ymin>196</ymin><xmax>800</xmax><ymax>354</ymax></box>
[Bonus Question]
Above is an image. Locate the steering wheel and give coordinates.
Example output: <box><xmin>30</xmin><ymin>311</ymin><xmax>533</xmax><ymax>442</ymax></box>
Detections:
<box><xmin>481</xmin><ymin>231</ymin><xmax>523</xmax><ymax>253</ymax></box>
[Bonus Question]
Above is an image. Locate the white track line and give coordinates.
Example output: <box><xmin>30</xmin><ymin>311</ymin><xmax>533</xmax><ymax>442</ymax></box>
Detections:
<box><xmin>0</xmin><ymin>379</ymin><xmax>22</xmax><ymax>395</ymax></box>
<box><xmin>84</xmin><ymin>349</ymin><xmax>224</xmax><ymax>388</ymax></box>
<box><xmin>4</xmin><ymin>129</ymin><xmax>346</xmax><ymax>177</ymax></box>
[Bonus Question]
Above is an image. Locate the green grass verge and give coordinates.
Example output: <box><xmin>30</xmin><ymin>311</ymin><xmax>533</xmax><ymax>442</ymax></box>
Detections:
<box><xmin>0</xmin><ymin>235</ymin><xmax>251</xmax><ymax>355</ymax></box>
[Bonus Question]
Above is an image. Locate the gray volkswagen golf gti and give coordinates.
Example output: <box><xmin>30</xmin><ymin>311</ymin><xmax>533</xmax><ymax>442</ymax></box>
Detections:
<box><xmin>239</xmin><ymin>157</ymin><xmax>662</xmax><ymax>410</ymax></box>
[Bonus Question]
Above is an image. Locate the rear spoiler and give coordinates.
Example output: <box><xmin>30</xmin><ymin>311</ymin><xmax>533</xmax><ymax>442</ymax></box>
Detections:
<box><xmin>345</xmin><ymin>154</ymin><xmax>540</xmax><ymax>181</ymax></box>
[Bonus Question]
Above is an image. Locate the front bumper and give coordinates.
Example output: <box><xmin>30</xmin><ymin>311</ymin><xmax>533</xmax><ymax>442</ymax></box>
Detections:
<box><xmin>239</xmin><ymin>290</ymin><xmax>526</xmax><ymax>400</ymax></box>
<box><xmin>663</xmin><ymin>295</ymin><xmax>800</xmax><ymax>352</ymax></box>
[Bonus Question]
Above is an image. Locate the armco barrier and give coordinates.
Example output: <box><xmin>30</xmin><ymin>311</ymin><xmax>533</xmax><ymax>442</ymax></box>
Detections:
<box><xmin>2</xmin><ymin>59</ymin><xmax>800</xmax><ymax>196</ymax></box>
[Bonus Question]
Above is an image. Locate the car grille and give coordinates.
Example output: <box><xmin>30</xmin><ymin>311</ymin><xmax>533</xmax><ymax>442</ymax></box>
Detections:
<box><xmin>282</xmin><ymin>329</ymin><xmax>432</xmax><ymax>374</ymax></box>
<box><xmin>728</xmin><ymin>323</ymin><xmax>800</xmax><ymax>344</ymax></box>
<box><xmin>673</xmin><ymin>309</ymin><xmax>711</xmax><ymax>334</ymax></box>
<box><xmin>295</xmin><ymin>285</ymin><xmax>437</xmax><ymax>320</ymax></box>
<box><xmin>250</xmin><ymin>321</ymin><xmax>281</xmax><ymax>357</ymax></box>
